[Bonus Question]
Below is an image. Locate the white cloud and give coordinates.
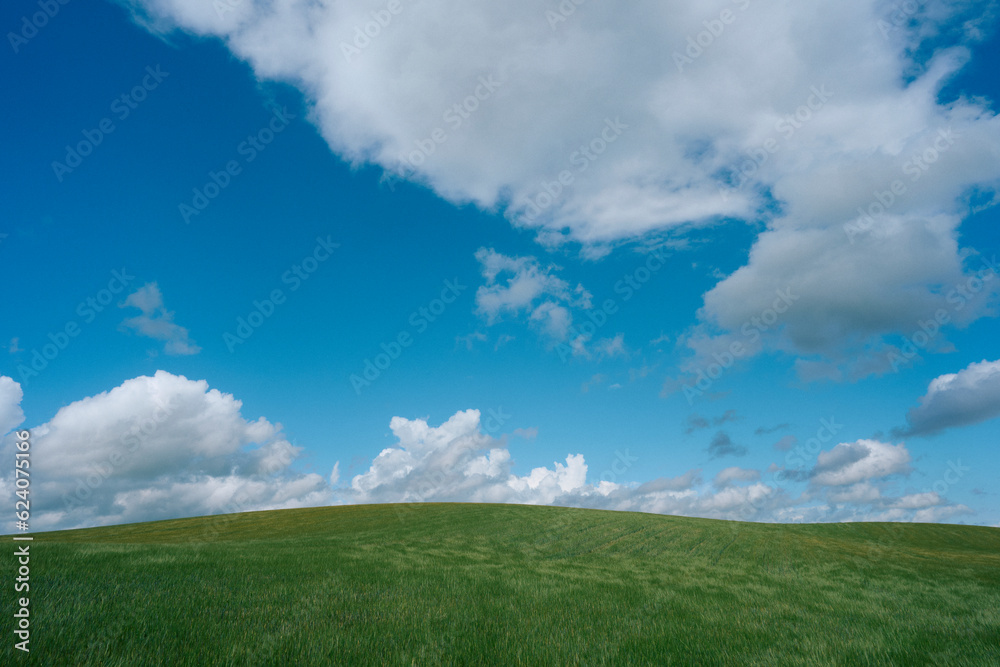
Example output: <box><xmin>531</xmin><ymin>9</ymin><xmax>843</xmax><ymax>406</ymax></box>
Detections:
<box><xmin>0</xmin><ymin>376</ymin><xmax>25</xmax><ymax>438</ymax></box>
<box><xmin>348</xmin><ymin>409</ymin><xmax>584</xmax><ymax>506</ymax></box>
<box><xmin>827</xmin><ymin>482</ymin><xmax>882</xmax><ymax>504</ymax></box>
<box><xmin>118</xmin><ymin>0</ymin><xmax>996</xmax><ymax>240</ymax></box>
<box><xmin>1</xmin><ymin>371</ymin><xmax>328</xmax><ymax>531</ymax></box>
<box><xmin>346</xmin><ymin>410</ymin><xmax>791</xmax><ymax>520</ymax></box>
<box><xmin>474</xmin><ymin>248</ymin><xmax>600</xmax><ymax>351</ymax></box>
<box><xmin>119</xmin><ymin>282</ymin><xmax>201</xmax><ymax>355</ymax></box>
<box><xmin>888</xmin><ymin>492</ymin><xmax>942</xmax><ymax>510</ymax></box>
<box><xmin>911</xmin><ymin>504</ymin><xmax>973</xmax><ymax>523</ymax></box>
<box><xmin>3</xmin><ymin>389</ymin><xmax>978</xmax><ymax>529</ymax></box>
<box><xmin>597</xmin><ymin>333</ymin><xmax>627</xmax><ymax>359</ymax></box>
<box><xmin>776</xmin><ymin>438</ymin><xmax>973</xmax><ymax>521</ymax></box>
<box><xmin>118</xmin><ymin>0</ymin><xmax>1000</xmax><ymax>369</ymax></box>
<box><xmin>899</xmin><ymin>359</ymin><xmax>1000</xmax><ymax>436</ymax></box>
<box><xmin>474</xmin><ymin>249</ymin><xmax>572</xmax><ymax>323</ymax></box>
<box><xmin>713</xmin><ymin>466</ymin><xmax>761</xmax><ymax>488</ymax></box>
<box><xmin>811</xmin><ymin>439</ymin><xmax>911</xmax><ymax>487</ymax></box>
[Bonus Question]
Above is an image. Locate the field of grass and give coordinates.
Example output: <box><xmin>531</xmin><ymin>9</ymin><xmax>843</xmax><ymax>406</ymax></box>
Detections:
<box><xmin>3</xmin><ymin>503</ymin><xmax>999</xmax><ymax>665</ymax></box>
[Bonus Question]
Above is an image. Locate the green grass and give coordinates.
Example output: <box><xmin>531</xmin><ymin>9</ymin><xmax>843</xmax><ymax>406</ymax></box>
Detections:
<box><xmin>3</xmin><ymin>503</ymin><xmax>999</xmax><ymax>665</ymax></box>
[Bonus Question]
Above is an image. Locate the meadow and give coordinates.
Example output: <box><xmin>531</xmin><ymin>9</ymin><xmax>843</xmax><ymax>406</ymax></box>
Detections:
<box><xmin>3</xmin><ymin>503</ymin><xmax>998</xmax><ymax>665</ymax></box>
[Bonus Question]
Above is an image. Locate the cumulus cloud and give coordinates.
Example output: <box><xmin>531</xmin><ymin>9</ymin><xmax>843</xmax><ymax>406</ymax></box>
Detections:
<box><xmin>1</xmin><ymin>371</ymin><xmax>328</xmax><ymax>531</ymax></box>
<box><xmin>475</xmin><ymin>249</ymin><xmax>572</xmax><ymax>322</ymax></box>
<box><xmin>345</xmin><ymin>410</ymin><xmax>795</xmax><ymax>520</ymax></box>
<box><xmin>1</xmin><ymin>385</ymin><xmax>975</xmax><ymax>529</ymax></box>
<box><xmin>474</xmin><ymin>247</ymin><xmax>599</xmax><ymax>350</ymax></box>
<box><xmin>0</xmin><ymin>376</ymin><xmax>25</xmax><ymax>438</ymax></box>
<box><xmin>117</xmin><ymin>0</ymin><xmax>1000</xmax><ymax>375</ymax></box>
<box><xmin>897</xmin><ymin>359</ymin><xmax>1000</xmax><ymax>436</ymax></box>
<box><xmin>774</xmin><ymin>437</ymin><xmax>972</xmax><ymax>521</ymax></box>
<box><xmin>348</xmin><ymin>409</ymin><xmax>583</xmax><ymax>506</ymax></box>
<box><xmin>810</xmin><ymin>439</ymin><xmax>912</xmax><ymax>487</ymax></box>
<box><xmin>119</xmin><ymin>282</ymin><xmax>201</xmax><ymax>355</ymax></box>
<box><xmin>117</xmin><ymin>0</ymin><xmax>996</xmax><ymax>238</ymax></box>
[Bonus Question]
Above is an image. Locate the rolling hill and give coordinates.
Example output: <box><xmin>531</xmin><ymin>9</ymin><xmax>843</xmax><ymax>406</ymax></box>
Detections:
<box><xmin>3</xmin><ymin>503</ymin><xmax>999</xmax><ymax>665</ymax></box>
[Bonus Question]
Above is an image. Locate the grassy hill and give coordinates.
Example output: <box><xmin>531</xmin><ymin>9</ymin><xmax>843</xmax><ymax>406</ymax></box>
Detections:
<box><xmin>3</xmin><ymin>503</ymin><xmax>999</xmax><ymax>665</ymax></box>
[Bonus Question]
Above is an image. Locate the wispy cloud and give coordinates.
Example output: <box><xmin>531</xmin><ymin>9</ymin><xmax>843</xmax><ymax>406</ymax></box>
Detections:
<box><xmin>119</xmin><ymin>282</ymin><xmax>201</xmax><ymax>355</ymax></box>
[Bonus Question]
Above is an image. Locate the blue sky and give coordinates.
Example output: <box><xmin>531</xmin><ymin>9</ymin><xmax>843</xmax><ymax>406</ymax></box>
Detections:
<box><xmin>2</xmin><ymin>0</ymin><xmax>999</xmax><ymax>530</ymax></box>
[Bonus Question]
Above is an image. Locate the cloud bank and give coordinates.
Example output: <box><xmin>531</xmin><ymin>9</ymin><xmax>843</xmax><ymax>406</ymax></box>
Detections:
<box><xmin>0</xmin><ymin>371</ymin><xmax>329</xmax><ymax>531</ymax></box>
<box><xmin>0</xmin><ymin>374</ymin><xmax>974</xmax><ymax>530</ymax></box>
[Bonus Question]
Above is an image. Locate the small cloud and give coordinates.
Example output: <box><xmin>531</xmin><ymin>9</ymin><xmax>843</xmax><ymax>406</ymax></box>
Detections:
<box><xmin>474</xmin><ymin>248</ymin><xmax>584</xmax><ymax>341</ymax></box>
<box><xmin>8</xmin><ymin>338</ymin><xmax>22</xmax><ymax>354</ymax></box>
<box><xmin>456</xmin><ymin>332</ymin><xmax>488</xmax><ymax>350</ymax></box>
<box><xmin>773</xmin><ymin>435</ymin><xmax>797</xmax><ymax>452</ymax></box>
<box><xmin>495</xmin><ymin>334</ymin><xmax>515</xmax><ymax>350</ymax></box>
<box><xmin>330</xmin><ymin>462</ymin><xmax>341</xmax><ymax>486</ymax></box>
<box><xmin>660</xmin><ymin>376</ymin><xmax>683</xmax><ymax>398</ymax></box>
<box><xmin>628</xmin><ymin>364</ymin><xmax>655</xmax><ymax>382</ymax></box>
<box><xmin>713</xmin><ymin>409</ymin><xmax>740</xmax><ymax>426</ymax></box>
<box><xmin>827</xmin><ymin>482</ymin><xmax>881</xmax><ymax>504</ymax></box>
<box><xmin>713</xmin><ymin>466</ymin><xmax>760</xmax><ymax>488</ymax></box>
<box><xmin>581</xmin><ymin>374</ymin><xmax>606</xmax><ymax>394</ymax></box>
<box><xmin>686</xmin><ymin>410</ymin><xmax>739</xmax><ymax>434</ymax></box>
<box><xmin>635</xmin><ymin>469</ymin><xmax>702</xmax><ymax>493</ymax></box>
<box><xmin>608</xmin><ymin>383</ymin><xmax>622</xmax><ymax>390</ymax></box>
<box><xmin>597</xmin><ymin>333</ymin><xmax>626</xmax><ymax>359</ymax></box>
<box><xmin>895</xmin><ymin>359</ymin><xmax>1000</xmax><ymax>437</ymax></box>
<box><xmin>512</xmin><ymin>427</ymin><xmax>538</xmax><ymax>440</ymax></box>
<box><xmin>810</xmin><ymin>440</ymin><xmax>911</xmax><ymax>487</ymax></box>
<box><xmin>707</xmin><ymin>431</ymin><xmax>747</xmax><ymax>459</ymax></box>
<box><xmin>755</xmin><ymin>423</ymin><xmax>790</xmax><ymax>436</ymax></box>
<box><xmin>530</xmin><ymin>301</ymin><xmax>572</xmax><ymax>340</ymax></box>
<box><xmin>650</xmin><ymin>332</ymin><xmax>671</xmax><ymax>346</ymax></box>
<box><xmin>778</xmin><ymin>469</ymin><xmax>812</xmax><ymax>483</ymax></box>
<box><xmin>685</xmin><ymin>414</ymin><xmax>710</xmax><ymax>434</ymax></box>
<box><xmin>119</xmin><ymin>283</ymin><xmax>201</xmax><ymax>356</ymax></box>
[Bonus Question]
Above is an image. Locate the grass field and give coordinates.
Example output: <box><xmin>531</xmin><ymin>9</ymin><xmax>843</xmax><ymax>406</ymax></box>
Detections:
<box><xmin>3</xmin><ymin>503</ymin><xmax>999</xmax><ymax>665</ymax></box>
